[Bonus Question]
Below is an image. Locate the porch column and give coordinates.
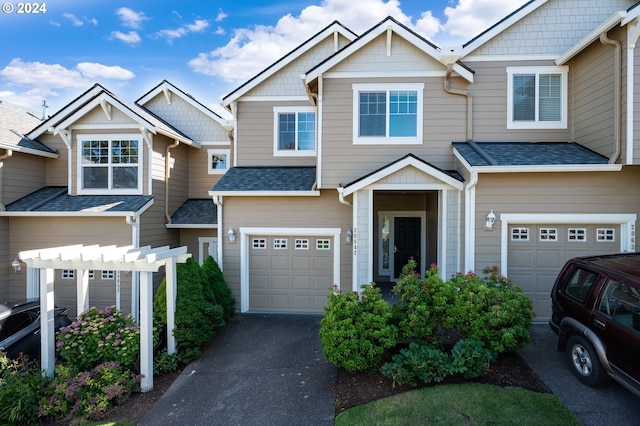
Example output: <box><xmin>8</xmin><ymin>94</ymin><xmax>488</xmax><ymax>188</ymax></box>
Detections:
<box><xmin>40</xmin><ymin>268</ymin><xmax>56</xmax><ymax>378</ymax></box>
<box><xmin>139</xmin><ymin>271</ymin><xmax>154</xmax><ymax>392</ymax></box>
<box><xmin>26</xmin><ymin>267</ymin><xmax>38</xmax><ymax>298</ymax></box>
<box><xmin>165</xmin><ymin>259</ymin><xmax>177</xmax><ymax>354</ymax></box>
<box><xmin>77</xmin><ymin>269</ymin><xmax>90</xmax><ymax>316</ymax></box>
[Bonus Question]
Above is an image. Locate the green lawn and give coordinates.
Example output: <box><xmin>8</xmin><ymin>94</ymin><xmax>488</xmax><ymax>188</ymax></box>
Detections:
<box><xmin>335</xmin><ymin>383</ymin><xmax>580</xmax><ymax>426</ymax></box>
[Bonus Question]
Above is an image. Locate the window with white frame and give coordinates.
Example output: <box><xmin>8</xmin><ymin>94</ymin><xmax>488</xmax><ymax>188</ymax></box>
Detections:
<box><xmin>316</xmin><ymin>239</ymin><xmax>331</xmax><ymax>250</ymax></box>
<box><xmin>352</xmin><ymin>83</ymin><xmax>424</xmax><ymax>144</ymax></box>
<box><xmin>61</xmin><ymin>270</ymin><xmax>75</xmax><ymax>279</ymax></box>
<box><xmin>78</xmin><ymin>134</ymin><xmax>142</xmax><ymax>194</ymax></box>
<box><xmin>101</xmin><ymin>270</ymin><xmax>115</xmax><ymax>280</ymax></box>
<box><xmin>539</xmin><ymin>228</ymin><xmax>558</xmax><ymax>241</ymax></box>
<box><xmin>273</xmin><ymin>238</ymin><xmax>288</xmax><ymax>250</ymax></box>
<box><xmin>597</xmin><ymin>228</ymin><xmax>616</xmax><ymax>242</ymax></box>
<box><xmin>511</xmin><ymin>227</ymin><xmax>529</xmax><ymax>241</ymax></box>
<box><xmin>295</xmin><ymin>239</ymin><xmax>309</xmax><ymax>250</ymax></box>
<box><xmin>252</xmin><ymin>238</ymin><xmax>267</xmax><ymax>249</ymax></box>
<box><xmin>568</xmin><ymin>228</ymin><xmax>587</xmax><ymax>242</ymax></box>
<box><xmin>273</xmin><ymin>107</ymin><xmax>316</xmax><ymax>156</ymax></box>
<box><xmin>207</xmin><ymin>149</ymin><xmax>230</xmax><ymax>174</ymax></box>
<box><xmin>507</xmin><ymin>66</ymin><xmax>568</xmax><ymax>129</ymax></box>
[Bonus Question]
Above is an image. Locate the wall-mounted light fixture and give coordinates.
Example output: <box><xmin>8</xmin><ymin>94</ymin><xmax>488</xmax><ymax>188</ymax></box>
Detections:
<box><xmin>346</xmin><ymin>227</ymin><xmax>353</xmax><ymax>244</ymax></box>
<box><xmin>11</xmin><ymin>257</ymin><xmax>25</xmax><ymax>273</ymax></box>
<box><xmin>227</xmin><ymin>227</ymin><xmax>236</xmax><ymax>242</ymax></box>
<box><xmin>485</xmin><ymin>210</ymin><xmax>496</xmax><ymax>230</ymax></box>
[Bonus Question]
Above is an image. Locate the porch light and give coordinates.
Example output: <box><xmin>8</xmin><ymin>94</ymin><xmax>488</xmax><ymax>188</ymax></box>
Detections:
<box><xmin>485</xmin><ymin>210</ymin><xmax>496</xmax><ymax>230</ymax></box>
<box><xmin>11</xmin><ymin>257</ymin><xmax>25</xmax><ymax>273</ymax></box>
<box><xmin>346</xmin><ymin>227</ymin><xmax>353</xmax><ymax>244</ymax></box>
<box><xmin>227</xmin><ymin>227</ymin><xmax>236</xmax><ymax>242</ymax></box>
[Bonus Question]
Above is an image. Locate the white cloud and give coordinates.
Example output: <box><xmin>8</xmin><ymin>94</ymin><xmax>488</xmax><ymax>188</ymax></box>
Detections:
<box><xmin>215</xmin><ymin>26</ymin><xmax>225</xmax><ymax>35</ymax></box>
<box><xmin>156</xmin><ymin>19</ymin><xmax>209</xmax><ymax>43</ymax></box>
<box><xmin>63</xmin><ymin>13</ymin><xmax>84</xmax><ymax>26</ymax></box>
<box><xmin>188</xmin><ymin>0</ymin><xmax>527</xmax><ymax>83</ymax></box>
<box><xmin>116</xmin><ymin>7</ymin><xmax>149</xmax><ymax>29</ymax></box>
<box><xmin>216</xmin><ymin>10</ymin><xmax>228</xmax><ymax>22</ymax></box>
<box><xmin>76</xmin><ymin>63</ymin><xmax>135</xmax><ymax>80</ymax></box>
<box><xmin>110</xmin><ymin>30</ymin><xmax>142</xmax><ymax>45</ymax></box>
<box><xmin>0</xmin><ymin>59</ymin><xmax>86</xmax><ymax>89</ymax></box>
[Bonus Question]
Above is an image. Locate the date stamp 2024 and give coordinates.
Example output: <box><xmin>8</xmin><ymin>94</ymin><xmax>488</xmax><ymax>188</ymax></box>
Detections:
<box><xmin>2</xmin><ymin>2</ymin><xmax>47</xmax><ymax>14</ymax></box>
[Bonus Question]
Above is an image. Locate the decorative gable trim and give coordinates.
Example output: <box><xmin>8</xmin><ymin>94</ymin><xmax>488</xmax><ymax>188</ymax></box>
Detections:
<box><xmin>460</xmin><ymin>0</ymin><xmax>548</xmax><ymax>58</ymax></box>
<box><xmin>222</xmin><ymin>22</ymin><xmax>357</xmax><ymax>106</ymax></box>
<box><xmin>305</xmin><ymin>16</ymin><xmax>474</xmax><ymax>84</ymax></box>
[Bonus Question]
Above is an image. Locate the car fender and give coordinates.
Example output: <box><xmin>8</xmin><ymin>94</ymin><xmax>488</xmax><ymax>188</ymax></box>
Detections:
<box><xmin>559</xmin><ymin>316</ymin><xmax>612</xmax><ymax>374</ymax></box>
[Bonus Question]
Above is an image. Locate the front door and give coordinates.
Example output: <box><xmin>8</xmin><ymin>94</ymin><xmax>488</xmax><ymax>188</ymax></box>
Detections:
<box><xmin>394</xmin><ymin>217</ymin><xmax>421</xmax><ymax>279</ymax></box>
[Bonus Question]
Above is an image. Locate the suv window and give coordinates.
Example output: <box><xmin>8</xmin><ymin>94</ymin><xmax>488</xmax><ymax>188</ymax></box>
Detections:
<box><xmin>598</xmin><ymin>279</ymin><xmax>640</xmax><ymax>333</ymax></box>
<box><xmin>565</xmin><ymin>267</ymin><xmax>598</xmax><ymax>303</ymax></box>
<box><xmin>0</xmin><ymin>311</ymin><xmax>36</xmax><ymax>340</ymax></box>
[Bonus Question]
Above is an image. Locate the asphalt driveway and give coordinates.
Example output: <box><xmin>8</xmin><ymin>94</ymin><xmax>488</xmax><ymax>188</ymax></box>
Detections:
<box><xmin>140</xmin><ymin>313</ymin><xmax>335</xmax><ymax>426</ymax></box>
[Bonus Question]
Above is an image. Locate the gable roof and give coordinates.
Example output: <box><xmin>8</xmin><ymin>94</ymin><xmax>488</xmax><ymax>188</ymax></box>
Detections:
<box><xmin>304</xmin><ymin>16</ymin><xmax>474</xmax><ymax>84</ymax></box>
<box><xmin>27</xmin><ymin>84</ymin><xmax>198</xmax><ymax>147</ymax></box>
<box><xmin>460</xmin><ymin>0</ymin><xmax>547</xmax><ymax>57</ymax></box>
<box><xmin>210</xmin><ymin>166</ymin><xmax>318</xmax><ymax>196</ymax></box>
<box><xmin>452</xmin><ymin>141</ymin><xmax>619</xmax><ymax>172</ymax></box>
<box><xmin>1</xmin><ymin>186</ymin><xmax>153</xmax><ymax>216</ymax></box>
<box><xmin>137</xmin><ymin>80</ymin><xmax>233</xmax><ymax>127</ymax></box>
<box><xmin>339</xmin><ymin>153</ymin><xmax>464</xmax><ymax>197</ymax></box>
<box><xmin>0</xmin><ymin>100</ymin><xmax>58</xmax><ymax>158</ymax></box>
<box><xmin>221</xmin><ymin>21</ymin><xmax>357</xmax><ymax>106</ymax></box>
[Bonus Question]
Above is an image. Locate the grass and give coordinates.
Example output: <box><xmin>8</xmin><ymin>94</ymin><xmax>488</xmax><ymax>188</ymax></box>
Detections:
<box><xmin>335</xmin><ymin>382</ymin><xmax>580</xmax><ymax>426</ymax></box>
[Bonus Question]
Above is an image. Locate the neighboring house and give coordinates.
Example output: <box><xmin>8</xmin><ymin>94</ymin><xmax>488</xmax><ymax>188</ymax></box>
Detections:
<box><xmin>212</xmin><ymin>0</ymin><xmax>640</xmax><ymax>320</ymax></box>
<box><xmin>0</xmin><ymin>81</ymin><xmax>232</xmax><ymax>317</ymax></box>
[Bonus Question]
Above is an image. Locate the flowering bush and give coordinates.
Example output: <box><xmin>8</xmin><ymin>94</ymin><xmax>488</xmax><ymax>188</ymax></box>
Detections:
<box><xmin>39</xmin><ymin>362</ymin><xmax>141</xmax><ymax>423</ymax></box>
<box><xmin>57</xmin><ymin>306</ymin><xmax>140</xmax><ymax>372</ymax></box>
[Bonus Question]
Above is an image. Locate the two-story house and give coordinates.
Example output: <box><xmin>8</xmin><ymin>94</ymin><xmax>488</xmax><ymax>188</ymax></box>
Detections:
<box><xmin>0</xmin><ymin>81</ymin><xmax>232</xmax><ymax>317</ymax></box>
<box><xmin>211</xmin><ymin>0</ymin><xmax>640</xmax><ymax>320</ymax></box>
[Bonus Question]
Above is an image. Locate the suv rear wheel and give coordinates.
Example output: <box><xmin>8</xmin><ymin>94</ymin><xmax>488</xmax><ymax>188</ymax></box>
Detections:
<box><xmin>566</xmin><ymin>334</ymin><xmax>610</xmax><ymax>387</ymax></box>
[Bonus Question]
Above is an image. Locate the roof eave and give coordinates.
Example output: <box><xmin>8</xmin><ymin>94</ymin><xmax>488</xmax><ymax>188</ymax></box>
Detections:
<box><xmin>208</xmin><ymin>190</ymin><xmax>321</xmax><ymax>197</ymax></box>
<box><xmin>0</xmin><ymin>143</ymin><xmax>58</xmax><ymax>159</ymax></box>
<box><xmin>466</xmin><ymin>164</ymin><xmax>622</xmax><ymax>173</ymax></box>
<box><xmin>166</xmin><ymin>224</ymin><xmax>218</xmax><ymax>229</ymax></box>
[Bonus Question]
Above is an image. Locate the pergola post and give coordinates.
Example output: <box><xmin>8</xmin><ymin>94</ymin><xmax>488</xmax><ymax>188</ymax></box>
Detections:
<box><xmin>166</xmin><ymin>259</ymin><xmax>177</xmax><ymax>354</ymax></box>
<box><xmin>77</xmin><ymin>269</ymin><xmax>90</xmax><ymax>316</ymax></box>
<box><xmin>40</xmin><ymin>268</ymin><xmax>55</xmax><ymax>378</ymax></box>
<box><xmin>139</xmin><ymin>271</ymin><xmax>154</xmax><ymax>392</ymax></box>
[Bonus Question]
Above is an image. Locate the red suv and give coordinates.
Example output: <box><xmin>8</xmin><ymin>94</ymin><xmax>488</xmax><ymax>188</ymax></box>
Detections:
<box><xmin>550</xmin><ymin>253</ymin><xmax>640</xmax><ymax>397</ymax></box>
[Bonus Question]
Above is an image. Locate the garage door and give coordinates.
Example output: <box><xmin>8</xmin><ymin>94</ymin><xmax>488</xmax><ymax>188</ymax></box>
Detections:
<box><xmin>508</xmin><ymin>224</ymin><xmax>619</xmax><ymax>321</ymax></box>
<box><xmin>249</xmin><ymin>236</ymin><xmax>333</xmax><ymax>312</ymax></box>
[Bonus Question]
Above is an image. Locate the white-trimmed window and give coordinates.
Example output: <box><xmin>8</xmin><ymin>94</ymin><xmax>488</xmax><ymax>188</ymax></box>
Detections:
<box><xmin>207</xmin><ymin>149</ymin><xmax>230</xmax><ymax>174</ymax></box>
<box><xmin>316</xmin><ymin>239</ymin><xmax>331</xmax><ymax>250</ymax></box>
<box><xmin>273</xmin><ymin>238</ymin><xmax>288</xmax><ymax>250</ymax></box>
<box><xmin>539</xmin><ymin>228</ymin><xmax>558</xmax><ymax>241</ymax></box>
<box><xmin>77</xmin><ymin>134</ymin><xmax>142</xmax><ymax>194</ymax></box>
<box><xmin>511</xmin><ymin>227</ymin><xmax>529</xmax><ymax>241</ymax></box>
<box><xmin>295</xmin><ymin>239</ymin><xmax>309</xmax><ymax>250</ymax></box>
<box><xmin>568</xmin><ymin>228</ymin><xmax>587</xmax><ymax>242</ymax></box>
<box><xmin>353</xmin><ymin>83</ymin><xmax>424</xmax><ymax>144</ymax></box>
<box><xmin>61</xmin><ymin>270</ymin><xmax>75</xmax><ymax>279</ymax></box>
<box><xmin>507</xmin><ymin>66</ymin><xmax>568</xmax><ymax>129</ymax></box>
<box><xmin>101</xmin><ymin>270</ymin><xmax>115</xmax><ymax>280</ymax></box>
<box><xmin>597</xmin><ymin>228</ymin><xmax>616</xmax><ymax>242</ymax></box>
<box><xmin>273</xmin><ymin>107</ymin><xmax>316</xmax><ymax>156</ymax></box>
<box><xmin>88</xmin><ymin>270</ymin><xmax>95</xmax><ymax>280</ymax></box>
<box><xmin>252</xmin><ymin>238</ymin><xmax>267</xmax><ymax>249</ymax></box>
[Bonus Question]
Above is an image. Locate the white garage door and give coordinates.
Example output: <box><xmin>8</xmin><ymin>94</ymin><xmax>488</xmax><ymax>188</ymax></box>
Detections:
<box><xmin>249</xmin><ymin>236</ymin><xmax>333</xmax><ymax>312</ymax></box>
<box><xmin>508</xmin><ymin>224</ymin><xmax>619</xmax><ymax>321</ymax></box>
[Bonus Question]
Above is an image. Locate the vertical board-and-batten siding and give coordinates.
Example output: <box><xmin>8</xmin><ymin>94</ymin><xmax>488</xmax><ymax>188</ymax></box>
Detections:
<box><xmin>466</xmin><ymin>1</ymin><xmax>633</xmax><ymax>57</ymax></box>
<box><xmin>473</xmin><ymin>169</ymin><xmax>640</xmax><ymax>273</ymax></box>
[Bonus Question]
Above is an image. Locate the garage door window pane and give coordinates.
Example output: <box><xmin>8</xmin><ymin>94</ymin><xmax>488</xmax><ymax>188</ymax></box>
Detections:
<box><xmin>295</xmin><ymin>239</ymin><xmax>309</xmax><ymax>250</ymax></box>
<box><xmin>316</xmin><ymin>239</ymin><xmax>331</xmax><ymax>250</ymax></box>
<box><xmin>252</xmin><ymin>239</ymin><xmax>267</xmax><ymax>249</ymax></box>
<box><xmin>274</xmin><ymin>239</ymin><xmax>288</xmax><ymax>249</ymax></box>
<box><xmin>539</xmin><ymin>228</ymin><xmax>557</xmax><ymax>241</ymax></box>
<box><xmin>511</xmin><ymin>227</ymin><xmax>529</xmax><ymax>241</ymax></box>
<box><xmin>597</xmin><ymin>228</ymin><xmax>615</xmax><ymax>242</ymax></box>
<box><xmin>568</xmin><ymin>228</ymin><xmax>586</xmax><ymax>242</ymax></box>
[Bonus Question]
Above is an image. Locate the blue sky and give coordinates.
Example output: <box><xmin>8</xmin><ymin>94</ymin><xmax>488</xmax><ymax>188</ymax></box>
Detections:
<box><xmin>0</xmin><ymin>0</ymin><xmax>527</xmax><ymax>115</ymax></box>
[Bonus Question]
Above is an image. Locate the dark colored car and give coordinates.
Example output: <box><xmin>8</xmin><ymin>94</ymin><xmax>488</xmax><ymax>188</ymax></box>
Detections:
<box><xmin>549</xmin><ymin>253</ymin><xmax>640</xmax><ymax>397</ymax></box>
<box><xmin>0</xmin><ymin>299</ymin><xmax>72</xmax><ymax>360</ymax></box>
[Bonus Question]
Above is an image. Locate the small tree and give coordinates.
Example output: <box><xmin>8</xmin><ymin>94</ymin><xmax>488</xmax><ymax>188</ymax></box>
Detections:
<box><xmin>202</xmin><ymin>255</ymin><xmax>236</xmax><ymax>321</ymax></box>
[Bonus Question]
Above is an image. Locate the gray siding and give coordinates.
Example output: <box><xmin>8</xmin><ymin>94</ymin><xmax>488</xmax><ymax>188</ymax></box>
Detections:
<box><xmin>2</xmin><ymin>153</ymin><xmax>46</xmax><ymax>205</ymax></box>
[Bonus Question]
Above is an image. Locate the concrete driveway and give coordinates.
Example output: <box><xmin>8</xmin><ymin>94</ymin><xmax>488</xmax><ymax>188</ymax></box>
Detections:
<box><xmin>522</xmin><ymin>324</ymin><xmax>640</xmax><ymax>425</ymax></box>
<box><xmin>140</xmin><ymin>313</ymin><xmax>335</xmax><ymax>426</ymax></box>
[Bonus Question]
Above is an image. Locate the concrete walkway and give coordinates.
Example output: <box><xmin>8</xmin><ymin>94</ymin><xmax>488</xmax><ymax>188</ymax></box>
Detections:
<box><xmin>140</xmin><ymin>314</ymin><xmax>335</xmax><ymax>426</ymax></box>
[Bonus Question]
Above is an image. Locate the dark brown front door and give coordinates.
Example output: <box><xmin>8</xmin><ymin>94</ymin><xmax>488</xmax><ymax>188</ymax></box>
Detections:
<box><xmin>394</xmin><ymin>217</ymin><xmax>421</xmax><ymax>278</ymax></box>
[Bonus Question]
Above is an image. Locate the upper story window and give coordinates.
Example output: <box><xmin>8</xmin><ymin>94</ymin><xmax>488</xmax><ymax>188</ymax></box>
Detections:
<box><xmin>208</xmin><ymin>149</ymin><xmax>230</xmax><ymax>174</ymax></box>
<box><xmin>352</xmin><ymin>83</ymin><xmax>423</xmax><ymax>145</ymax></box>
<box><xmin>507</xmin><ymin>66</ymin><xmax>568</xmax><ymax>129</ymax></box>
<box><xmin>77</xmin><ymin>134</ymin><xmax>142</xmax><ymax>195</ymax></box>
<box><xmin>273</xmin><ymin>107</ymin><xmax>316</xmax><ymax>156</ymax></box>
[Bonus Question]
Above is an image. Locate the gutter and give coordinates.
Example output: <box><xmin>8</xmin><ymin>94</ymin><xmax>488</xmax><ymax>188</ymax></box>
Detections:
<box><xmin>599</xmin><ymin>32</ymin><xmax>621</xmax><ymax>164</ymax></box>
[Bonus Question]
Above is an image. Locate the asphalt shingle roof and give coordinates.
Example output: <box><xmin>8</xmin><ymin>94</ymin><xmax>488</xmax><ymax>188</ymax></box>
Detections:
<box><xmin>0</xmin><ymin>100</ymin><xmax>56</xmax><ymax>154</ymax></box>
<box><xmin>452</xmin><ymin>141</ymin><xmax>609</xmax><ymax>167</ymax></box>
<box><xmin>4</xmin><ymin>186</ymin><xmax>153</xmax><ymax>213</ymax></box>
<box><xmin>171</xmin><ymin>199</ymin><xmax>218</xmax><ymax>225</ymax></box>
<box><xmin>212</xmin><ymin>167</ymin><xmax>317</xmax><ymax>192</ymax></box>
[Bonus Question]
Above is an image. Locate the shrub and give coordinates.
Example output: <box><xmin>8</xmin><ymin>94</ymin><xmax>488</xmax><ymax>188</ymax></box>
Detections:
<box><xmin>202</xmin><ymin>255</ymin><xmax>236</xmax><ymax>321</ymax></box>
<box><xmin>0</xmin><ymin>353</ymin><xmax>47</xmax><ymax>425</ymax></box>
<box><xmin>154</xmin><ymin>257</ymin><xmax>225</xmax><ymax>364</ymax></box>
<box><xmin>449</xmin><ymin>338</ymin><xmax>494</xmax><ymax>378</ymax></box>
<box><xmin>320</xmin><ymin>284</ymin><xmax>398</xmax><ymax>373</ymax></box>
<box><xmin>57</xmin><ymin>305</ymin><xmax>140</xmax><ymax>372</ymax></box>
<box><xmin>39</xmin><ymin>362</ymin><xmax>140</xmax><ymax>423</ymax></box>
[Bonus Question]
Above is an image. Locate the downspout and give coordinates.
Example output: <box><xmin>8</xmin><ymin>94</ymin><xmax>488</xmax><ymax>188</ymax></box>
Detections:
<box><xmin>444</xmin><ymin>64</ymin><xmax>473</xmax><ymax>141</ymax></box>
<box><xmin>230</xmin><ymin>101</ymin><xmax>238</xmax><ymax>167</ymax></box>
<box><xmin>165</xmin><ymin>140</ymin><xmax>179</xmax><ymax>224</ymax></box>
<box><xmin>600</xmin><ymin>32</ymin><xmax>621</xmax><ymax>164</ymax></box>
<box><xmin>626</xmin><ymin>22</ymin><xmax>640</xmax><ymax>165</ymax></box>
<box><xmin>337</xmin><ymin>187</ymin><xmax>352</xmax><ymax>207</ymax></box>
<box><xmin>0</xmin><ymin>149</ymin><xmax>12</xmax><ymax>211</ymax></box>
<box><xmin>212</xmin><ymin>196</ymin><xmax>224</xmax><ymax>271</ymax></box>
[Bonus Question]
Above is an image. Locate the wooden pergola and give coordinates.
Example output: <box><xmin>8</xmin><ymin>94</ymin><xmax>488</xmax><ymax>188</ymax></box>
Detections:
<box><xmin>19</xmin><ymin>244</ymin><xmax>190</xmax><ymax>392</ymax></box>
